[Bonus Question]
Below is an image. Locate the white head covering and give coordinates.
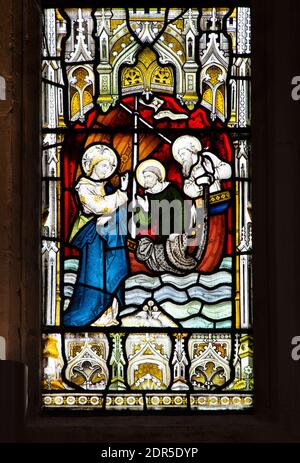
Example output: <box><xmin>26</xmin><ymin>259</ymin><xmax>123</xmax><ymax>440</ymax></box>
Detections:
<box><xmin>82</xmin><ymin>144</ymin><xmax>118</xmax><ymax>178</ymax></box>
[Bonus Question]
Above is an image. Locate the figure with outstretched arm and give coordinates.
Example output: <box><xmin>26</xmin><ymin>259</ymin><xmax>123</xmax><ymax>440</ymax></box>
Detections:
<box><xmin>172</xmin><ymin>135</ymin><xmax>232</xmax><ymax>261</ymax></box>
<box><xmin>63</xmin><ymin>144</ymin><xmax>130</xmax><ymax>327</ymax></box>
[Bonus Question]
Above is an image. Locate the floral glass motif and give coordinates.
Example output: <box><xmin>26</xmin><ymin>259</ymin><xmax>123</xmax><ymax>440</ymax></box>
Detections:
<box><xmin>41</xmin><ymin>6</ymin><xmax>252</xmax><ymax>412</ymax></box>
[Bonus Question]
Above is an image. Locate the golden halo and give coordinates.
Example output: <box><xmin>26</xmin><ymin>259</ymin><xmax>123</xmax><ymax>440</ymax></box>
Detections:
<box><xmin>136</xmin><ymin>159</ymin><xmax>166</xmax><ymax>188</ymax></box>
<box><xmin>172</xmin><ymin>135</ymin><xmax>202</xmax><ymax>164</ymax></box>
<box><xmin>82</xmin><ymin>144</ymin><xmax>118</xmax><ymax>178</ymax></box>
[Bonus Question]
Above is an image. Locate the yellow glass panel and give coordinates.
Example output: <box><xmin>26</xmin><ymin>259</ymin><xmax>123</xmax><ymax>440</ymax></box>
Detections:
<box><xmin>71</xmin><ymin>91</ymin><xmax>80</xmax><ymax>118</ymax></box>
<box><xmin>216</xmin><ymin>88</ymin><xmax>225</xmax><ymax>115</ymax></box>
<box><xmin>151</xmin><ymin>66</ymin><xmax>173</xmax><ymax>86</ymax></box>
<box><xmin>83</xmin><ymin>90</ymin><xmax>93</xmax><ymax>107</ymax></box>
<box><xmin>73</xmin><ymin>67</ymin><xmax>89</xmax><ymax>91</ymax></box>
<box><xmin>203</xmin><ymin>88</ymin><xmax>213</xmax><ymax>105</ymax></box>
<box><xmin>207</xmin><ymin>65</ymin><xmax>222</xmax><ymax>86</ymax></box>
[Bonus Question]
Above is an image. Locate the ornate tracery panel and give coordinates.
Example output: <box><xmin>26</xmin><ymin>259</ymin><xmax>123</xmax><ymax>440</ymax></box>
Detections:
<box><xmin>41</xmin><ymin>5</ymin><xmax>253</xmax><ymax>412</ymax></box>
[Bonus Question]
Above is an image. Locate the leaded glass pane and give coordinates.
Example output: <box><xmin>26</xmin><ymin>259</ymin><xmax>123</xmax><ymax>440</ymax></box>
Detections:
<box><xmin>41</xmin><ymin>5</ymin><xmax>253</xmax><ymax>412</ymax></box>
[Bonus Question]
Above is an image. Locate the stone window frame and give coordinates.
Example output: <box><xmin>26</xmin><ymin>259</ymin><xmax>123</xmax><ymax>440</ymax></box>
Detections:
<box><xmin>2</xmin><ymin>0</ymin><xmax>298</xmax><ymax>442</ymax></box>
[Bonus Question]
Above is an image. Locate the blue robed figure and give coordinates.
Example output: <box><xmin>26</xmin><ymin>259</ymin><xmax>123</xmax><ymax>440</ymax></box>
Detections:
<box><xmin>63</xmin><ymin>144</ymin><xmax>129</xmax><ymax>327</ymax></box>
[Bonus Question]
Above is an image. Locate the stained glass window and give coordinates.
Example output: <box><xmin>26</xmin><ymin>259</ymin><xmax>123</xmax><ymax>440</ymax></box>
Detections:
<box><xmin>41</xmin><ymin>5</ymin><xmax>253</xmax><ymax>412</ymax></box>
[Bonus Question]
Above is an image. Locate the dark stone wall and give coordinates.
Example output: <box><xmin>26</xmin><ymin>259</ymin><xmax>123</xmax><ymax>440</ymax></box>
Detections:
<box><xmin>0</xmin><ymin>0</ymin><xmax>300</xmax><ymax>442</ymax></box>
<box><xmin>0</xmin><ymin>0</ymin><xmax>23</xmax><ymax>362</ymax></box>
